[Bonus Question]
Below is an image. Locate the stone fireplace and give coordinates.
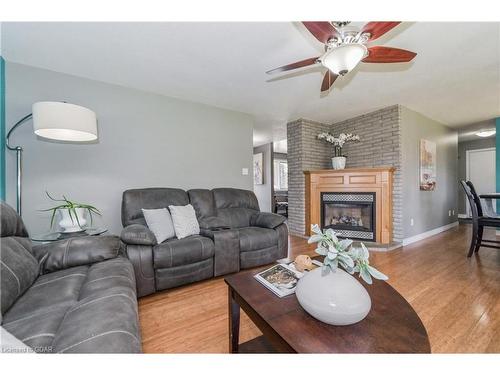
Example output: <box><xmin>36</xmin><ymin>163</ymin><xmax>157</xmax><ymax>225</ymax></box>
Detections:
<box><xmin>286</xmin><ymin>106</ymin><xmax>402</xmax><ymax>242</ymax></box>
<box><xmin>305</xmin><ymin>167</ymin><xmax>394</xmax><ymax>244</ymax></box>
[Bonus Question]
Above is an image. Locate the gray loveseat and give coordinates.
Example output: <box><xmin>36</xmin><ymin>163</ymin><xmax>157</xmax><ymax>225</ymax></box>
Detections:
<box><xmin>120</xmin><ymin>188</ymin><xmax>288</xmax><ymax>297</ymax></box>
<box><xmin>0</xmin><ymin>201</ymin><xmax>141</xmax><ymax>353</ymax></box>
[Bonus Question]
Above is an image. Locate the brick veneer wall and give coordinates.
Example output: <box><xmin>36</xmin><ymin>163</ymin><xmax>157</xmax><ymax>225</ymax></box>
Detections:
<box><xmin>287</xmin><ymin>119</ymin><xmax>333</xmax><ymax>235</ymax></box>
<box><xmin>287</xmin><ymin>105</ymin><xmax>403</xmax><ymax>242</ymax></box>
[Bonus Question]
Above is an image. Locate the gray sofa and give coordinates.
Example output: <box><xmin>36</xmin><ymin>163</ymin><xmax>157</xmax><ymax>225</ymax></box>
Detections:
<box><xmin>121</xmin><ymin>187</ymin><xmax>288</xmax><ymax>297</ymax></box>
<box><xmin>0</xmin><ymin>201</ymin><xmax>141</xmax><ymax>353</ymax></box>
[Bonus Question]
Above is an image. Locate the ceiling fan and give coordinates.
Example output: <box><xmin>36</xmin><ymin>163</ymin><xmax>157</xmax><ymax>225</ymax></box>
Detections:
<box><xmin>266</xmin><ymin>22</ymin><xmax>417</xmax><ymax>93</ymax></box>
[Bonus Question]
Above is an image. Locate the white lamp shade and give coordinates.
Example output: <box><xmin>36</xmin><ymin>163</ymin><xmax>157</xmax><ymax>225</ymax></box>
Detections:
<box><xmin>32</xmin><ymin>101</ymin><xmax>98</xmax><ymax>142</ymax></box>
<box><xmin>322</xmin><ymin>44</ymin><xmax>367</xmax><ymax>75</ymax></box>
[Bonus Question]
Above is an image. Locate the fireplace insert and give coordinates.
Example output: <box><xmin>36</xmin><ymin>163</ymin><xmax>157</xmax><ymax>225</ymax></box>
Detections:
<box><xmin>320</xmin><ymin>192</ymin><xmax>376</xmax><ymax>241</ymax></box>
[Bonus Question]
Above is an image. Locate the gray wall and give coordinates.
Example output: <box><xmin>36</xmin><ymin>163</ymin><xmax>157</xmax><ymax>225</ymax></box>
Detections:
<box><xmin>253</xmin><ymin>143</ymin><xmax>273</xmax><ymax>212</ymax></box>
<box><xmin>400</xmin><ymin>106</ymin><xmax>458</xmax><ymax>238</ymax></box>
<box><xmin>457</xmin><ymin>137</ymin><xmax>496</xmax><ymax>214</ymax></box>
<box><xmin>5</xmin><ymin>62</ymin><xmax>254</xmax><ymax>235</ymax></box>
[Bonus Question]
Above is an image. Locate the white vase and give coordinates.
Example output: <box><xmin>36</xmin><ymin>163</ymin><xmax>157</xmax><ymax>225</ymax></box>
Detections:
<box><xmin>296</xmin><ymin>267</ymin><xmax>371</xmax><ymax>326</ymax></box>
<box><xmin>58</xmin><ymin>208</ymin><xmax>87</xmax><ymax>232</ymax></box>
<box><xmin>331</xmin><ymin>156</ymin><xmax>346</xmax><ymax>169</ymax></box>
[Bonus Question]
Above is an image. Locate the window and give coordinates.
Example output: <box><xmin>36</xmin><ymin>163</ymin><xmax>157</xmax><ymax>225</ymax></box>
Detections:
<box><xmin>273</xmin><ymin>159</ymin><xmax>288</xmax><ymax>191</ymax></box>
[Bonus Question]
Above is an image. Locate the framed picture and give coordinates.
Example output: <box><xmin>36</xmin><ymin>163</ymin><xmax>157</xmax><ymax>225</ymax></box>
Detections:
<box><xmin>419</xmin><ymin>139</ymin><xmax>436</xmax><ymax>191</ymax></box>
<box><xmin>253</xmin><ymin>153</ymin><xmax>263</xmax><ymax>185</ymax></box>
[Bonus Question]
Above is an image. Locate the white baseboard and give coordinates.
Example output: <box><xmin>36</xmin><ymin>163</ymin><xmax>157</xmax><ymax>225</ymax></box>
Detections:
<box><xmin>402</xmin><ymin>221</ymin><xmax>459</xmax><ymax>246</ymax></box>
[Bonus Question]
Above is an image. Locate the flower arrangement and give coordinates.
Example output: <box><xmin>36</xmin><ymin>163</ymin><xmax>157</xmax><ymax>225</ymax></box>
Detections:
<box><xmin>308</xmin><ymin>224</ymin><xmax>388</xmax><ymax>284</ymax></box>
<box><xmin>317</xmin><ymin>132</ymin><xmax>360</xmax><ymax>157</ymax></box>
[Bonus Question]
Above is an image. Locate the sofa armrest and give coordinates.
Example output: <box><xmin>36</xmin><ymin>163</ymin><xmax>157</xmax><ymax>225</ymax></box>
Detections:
<box><xmin>200</xmin><ymin>228</ymin><xmax>240</xmax><ymax>276</ymax></box>
<box><xmin>120</xmin><ymin>224</ymin><xmax>157</xmax><ymax>246</ymax></box>
<box><xmin>32</xmin><ymin>235</ymin><xmax>122</xmax><ymax>274</ymax></box>
<box><xmin>250</xmin><ymin>212</ymin><xmax>286</xmax><ymax>229</ymax></box>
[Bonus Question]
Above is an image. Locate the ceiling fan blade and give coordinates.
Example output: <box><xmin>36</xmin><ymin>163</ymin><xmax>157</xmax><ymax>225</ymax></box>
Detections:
<box><xmin>362</xmin><ymin>46</ymin><xmax>417</xmax><ymax>63</ymax></box>
<box><xmin>321</xmin><ymin>70</ymin><xmax>338</xmax><ymax>92</ymax></box>
<box><xmin>266</xmin><ymin>56</ymin><xmax>319</xmax><ymax>74</ymax></box>
<box><xmin>302</xmin><ymin>22</ymin><xmax>338</xmax><ymax>44</ymax></box>
<box><xmin>361</xmin><ymin>22</ymin><xmax>401</xmax><ymax>41</ymax></box>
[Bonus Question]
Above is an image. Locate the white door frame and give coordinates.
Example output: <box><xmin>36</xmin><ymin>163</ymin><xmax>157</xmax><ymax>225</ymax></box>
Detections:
<box><xmin>465</xmin><ymin>147</ymin><xmax>496</xmax><ymax>217</ymax></box>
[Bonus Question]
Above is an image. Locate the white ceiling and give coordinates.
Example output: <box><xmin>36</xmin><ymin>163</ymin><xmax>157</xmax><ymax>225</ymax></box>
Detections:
<box><xmin>3</xmin><ymin>22</ymin><xmax>500</xmax><ymax>147</ymax></box>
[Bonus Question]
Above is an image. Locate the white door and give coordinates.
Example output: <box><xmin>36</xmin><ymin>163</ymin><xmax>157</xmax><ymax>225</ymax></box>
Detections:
<box><xmin>466</xmin><ymin>147</ymin><xmax>496</xmax><ymax>217</ymax></box>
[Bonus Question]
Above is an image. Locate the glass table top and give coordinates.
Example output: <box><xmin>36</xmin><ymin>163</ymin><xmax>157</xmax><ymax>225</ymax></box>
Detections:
<box><xmin>31</xmin><ymin>227</ymin><xmax>108</xmax><ymax>242</ymax></box>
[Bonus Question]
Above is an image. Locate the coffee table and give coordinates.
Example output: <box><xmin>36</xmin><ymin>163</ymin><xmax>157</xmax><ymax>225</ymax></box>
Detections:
<box><xmin>224</xmin><ymin>262</ymin><xmax>431</xmax><ymax>353</ymax></box>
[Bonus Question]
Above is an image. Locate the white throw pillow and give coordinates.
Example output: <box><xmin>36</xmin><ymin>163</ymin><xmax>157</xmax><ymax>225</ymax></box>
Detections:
<box><xmin>168</xmin><ymin>204</ymin><xmax>200</xmax><ymax>239</ymax></box>
<box><xmin>142</xmin><ymin>208</ymin><xmax>176</xmax><ymax>244</ymax></box>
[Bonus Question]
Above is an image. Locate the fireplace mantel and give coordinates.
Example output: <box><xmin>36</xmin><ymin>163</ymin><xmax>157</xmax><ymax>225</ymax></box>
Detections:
<box><xmin>304</xmin><ymin>167</ymin><xmax>395</xmax><ymax>244</ymax></box>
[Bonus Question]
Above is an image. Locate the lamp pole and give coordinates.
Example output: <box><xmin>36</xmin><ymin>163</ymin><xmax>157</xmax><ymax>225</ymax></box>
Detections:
<box><xmin>5</xmin><ymin>113</ymin><xmax>33</xmax><ymax>215</ymax></box>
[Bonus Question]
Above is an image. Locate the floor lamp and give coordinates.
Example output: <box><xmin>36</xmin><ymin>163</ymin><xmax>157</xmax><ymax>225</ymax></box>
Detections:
<box><xmin>5</xmin><ymin>101</ymin><xmax>98</xmax><ymax>215</ymax></box>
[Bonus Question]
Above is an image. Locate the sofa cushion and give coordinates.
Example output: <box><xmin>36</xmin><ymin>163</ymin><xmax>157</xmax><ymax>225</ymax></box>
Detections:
<box><xmin>122</xmin><ymin>188</ymin><xmax>189</xmax><ymax>227</ymax></box>
<box><xmin>212</xmin><ymin>188</ymin><xmax>260</xmax><ymax>228</ymax></box>
<box><xmin>51</xmin><ymin>258</ymin><xmax>140</xmax><ymax>353</ymax></box>
<box><xmin>212</xmin><ymin>188</ymin><xmax>260</xmax><ymax>211</ymax></box>
<box><xmin>0</xmin><ymin>237</ymin><xmax>40</xmax><ymax>315</ymax></box>
<box><xmin>2</xmin><ymin>257</ymin><xmax>140</xmax><ymax>353</ymax></box>
<box><xmin>238</xmin><ymin>227</ymin><xmax>279</xmax><ymax>252</ymax></box>
<box><xmin>3</xmin><ymin>266</ymin><xmax>87</xmax><ymax>320</ymax></box>
<box><xmin>153</xmin><ymin>235</ymin><xmax>214</xmax><ymax>269</ymax></box>
<box><xmin>188</xmin><ymin>189</ymin><xmax>216</xmax><ymax>219</ymax></box>
<box><xmin>1</xmin><ymin>201</ymin><xmax>29</xmax><ymax>238</ymax></box>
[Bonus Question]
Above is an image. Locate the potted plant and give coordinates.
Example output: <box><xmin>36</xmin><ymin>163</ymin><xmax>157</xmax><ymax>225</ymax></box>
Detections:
<box><xmin>317</xmin><ymin>132</ymin><xmax>360</xmax><ymax>169</ymax></box>
<box><xmin>41</xmin><ymin>192</ymin><xmax>101</xmax><ymax>233</ymax></box>
<box><xmin>295</xmin><ymin>224</ymin><xmax>388</xmax><ymax>326</ymax></box>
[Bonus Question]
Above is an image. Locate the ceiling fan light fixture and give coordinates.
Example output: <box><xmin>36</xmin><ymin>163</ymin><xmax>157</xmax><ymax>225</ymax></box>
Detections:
<box><xmin>321</xmin><ymin>43</ymin><xmax>367</xmax><ymax>76</ymax></box>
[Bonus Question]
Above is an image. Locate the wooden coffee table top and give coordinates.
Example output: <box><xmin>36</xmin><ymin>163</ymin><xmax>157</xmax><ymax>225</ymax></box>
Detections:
<box><xmin>225</xmin><ymin>263</ymin><xmax>431</xmax><ymax>353</ymax></box>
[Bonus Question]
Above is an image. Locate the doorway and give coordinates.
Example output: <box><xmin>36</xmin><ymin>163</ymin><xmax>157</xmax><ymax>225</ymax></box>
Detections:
<box><xmin>465</xmin><ymin>147</ymin><xmax>496</xmax><ymax>217</ymax></box>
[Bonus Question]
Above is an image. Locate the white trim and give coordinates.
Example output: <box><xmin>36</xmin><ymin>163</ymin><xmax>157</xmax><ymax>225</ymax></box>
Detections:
<box><xmin>457</xmin><ymin>213</ymin><xmax>468</xmax><ymax>219</ymax></box>
<box><xmin>402</xmin><ymin>221</ymin><xmax>459</xmax><ymax>246</ymax></box>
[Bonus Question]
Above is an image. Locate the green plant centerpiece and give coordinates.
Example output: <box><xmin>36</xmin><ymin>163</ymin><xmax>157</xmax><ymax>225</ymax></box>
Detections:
<box><xmin>42</xmin><ymin>192</ymin><xmax>101</xmax><ymax>232</ymax></box>
<box><xmin>308</xmin><ymin>224</ymin><xmax>388</xmax><ymax>284</ymax></box>
<box><xmin>295</xmin><ymin>224</ymin><xmax>388</xmax><ymax>326</ymax></box>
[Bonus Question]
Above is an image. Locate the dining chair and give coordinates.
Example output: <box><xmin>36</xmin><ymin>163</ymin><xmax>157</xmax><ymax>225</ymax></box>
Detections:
<box><xmin>460</xmin><ymin>180</ymin><xmax>500</xmax><ymax>257</ymax></box>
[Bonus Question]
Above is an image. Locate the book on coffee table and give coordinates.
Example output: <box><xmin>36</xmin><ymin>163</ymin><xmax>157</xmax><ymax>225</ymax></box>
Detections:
<box><xmin>254</xmin><ymin>264</ymin><xmax>301</xmax><ymax>297</ymax></box>
<box><xmin>253</xmin><ymin>259</ymin><xmax>323</xmax><ymax>298</ymax></box>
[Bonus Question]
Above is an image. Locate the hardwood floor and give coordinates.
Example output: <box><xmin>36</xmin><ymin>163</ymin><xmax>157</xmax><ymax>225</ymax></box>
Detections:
<box><xmin>138</xmin><ymin>223</ymin><xmax>500</xmax><ymax>353</ymax></box>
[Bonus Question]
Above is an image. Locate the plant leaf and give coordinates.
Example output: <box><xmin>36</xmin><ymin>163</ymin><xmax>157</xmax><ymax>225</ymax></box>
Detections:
<box><xmin>367</xmin><ymin>265</ymin><xmax>388</xmax><ymax>281</ymax></box>
<box><xmin>338</xmin><ymin>239</ymin><xmax>353</xmax><ymax>251</ymax></box>
<box><xmin>311</xmin><ymin>224</ymin><xmax>322</xmax><ymax>235</ymax></box>
<box><xmin>308</xmin><ymin>234</ymin><xmax>324</xmax><ymax>244</ymax></box>
<box><xmin>359</xmin><ymin>267</ymin><xmax>373</xmax><ymax>284</ymax></box>
<box><xmin>315</xmin><ymin>246</ymin><xmax>328</xmax><ymax>256</ymax></box>
<box><xmin>361</xmin><ymin>242</ymin><xmax>370</xmax><ymax>259</ymax></box>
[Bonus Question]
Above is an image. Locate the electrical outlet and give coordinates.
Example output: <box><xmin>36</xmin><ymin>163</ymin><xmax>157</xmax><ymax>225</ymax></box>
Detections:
<box><xmin>410</xmin><ymin>218</ymin><xmax>414</xmax><ymax>226</ymax></box>
<box><xmin>242</xmin><ymin>168</ymin><xmax>249</xmax><ymax>176</ymax></box>
<box><xmin>448</xmin><ymin>210</ymin><xmax>451</xmax><ymax>217</ymax></box>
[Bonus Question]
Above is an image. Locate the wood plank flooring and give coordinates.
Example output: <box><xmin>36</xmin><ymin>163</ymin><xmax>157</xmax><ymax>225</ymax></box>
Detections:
<box><xmin>138</xmin><ymin>224</ymin><xmax>500</xmax><ymax>353</ymax></box>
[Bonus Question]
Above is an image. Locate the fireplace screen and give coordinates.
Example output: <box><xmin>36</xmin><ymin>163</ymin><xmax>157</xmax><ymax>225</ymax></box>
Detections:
<box><xmin>321</xmin><ymin>193</ymin><xmax>376</xmax><ymax>241</ymax></box>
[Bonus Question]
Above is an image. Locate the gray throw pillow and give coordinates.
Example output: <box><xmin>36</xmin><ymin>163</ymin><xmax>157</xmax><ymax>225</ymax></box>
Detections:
<box><xmin>142</xmin><ymin>208</ymin><xmax>175</xmax><ymax>244</ymax></box>
<box><xmin>168</xmin><ymin>204</ymin><xmax>200</xmax><ymax>239</ymax></box>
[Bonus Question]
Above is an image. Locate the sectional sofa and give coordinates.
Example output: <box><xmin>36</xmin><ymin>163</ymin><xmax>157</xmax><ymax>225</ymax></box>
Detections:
<box><xmin>0</xmin><ymin>201</ymin><xmax>141</xmax><ymax>353</ymax></box>
<box><xmin>120</xmin><ymin>187</ymin><xmax>288</xmax><ymax>297</ymax></box>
